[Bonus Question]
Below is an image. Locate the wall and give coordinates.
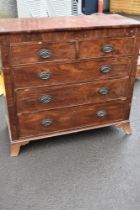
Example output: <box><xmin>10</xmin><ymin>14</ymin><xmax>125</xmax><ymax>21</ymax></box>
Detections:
<box><xmin>0</xmin><ymin>0</ymin><xmax>17</xmax><ymax>18</ymax></box>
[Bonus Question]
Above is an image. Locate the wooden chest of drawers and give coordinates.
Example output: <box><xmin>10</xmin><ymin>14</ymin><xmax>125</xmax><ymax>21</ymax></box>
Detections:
<box><xmin>0</xmin><ymin>14</ymin><xmax>140</xmax><ymax>156</ymax></box>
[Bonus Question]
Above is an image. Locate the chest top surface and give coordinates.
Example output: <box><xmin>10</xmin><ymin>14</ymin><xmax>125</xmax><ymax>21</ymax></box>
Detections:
<box><xmin>0</xmin><ymin>14</ymin><xmax>140</xmax><ymax>35</ymax></box>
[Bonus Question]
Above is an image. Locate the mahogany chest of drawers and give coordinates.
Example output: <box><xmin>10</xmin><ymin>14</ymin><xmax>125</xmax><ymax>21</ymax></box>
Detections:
<box><xmin>0</xmin><ymin>14</ymin><xmax>140</xmax><ymax>156</ymax></box>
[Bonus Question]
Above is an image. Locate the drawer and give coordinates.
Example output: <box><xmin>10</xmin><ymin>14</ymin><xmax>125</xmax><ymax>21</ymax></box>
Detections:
<box><xmin>79</xmin><ymin>38</ymin><xmax>135</xmax><ymax>59</ymax></box>
<box><xmin>13</xmin><ymin>57</ymin><xmax>131</xmax><ymax>89</ymax></box>
<box><xmin>18</xmin><ymin>101</ymin><xmax>125</xmax><ymax>138</ymax></box>
<box><xmin>10</xmin><ymin>41</ymin><xmax>76</xmax><ymax>66</ymax></box>
<box><xmin>16</xmin><ymin>78</ymin><xmax>128</xmax><ymax>113</ymax></box>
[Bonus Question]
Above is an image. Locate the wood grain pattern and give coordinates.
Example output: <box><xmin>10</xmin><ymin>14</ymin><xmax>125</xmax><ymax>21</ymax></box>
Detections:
<box><xmin>13</xmin><ymin>57</ymin><xmax>132</xmax><ymax>89</ymax></box>
<box><xmin>6</xmin><ymin>28</ymin><xmax>135</xmax><ymax>45</ymax></box>
<box><xmin>79</xmin><ymin>38</ymin><xmax>135</xmax><ymax>59</ymax></box>
<box><xmin>10</xmin><ymin>41</ymin><xmax>77</xmax><ymax>66</ymax></box>
<box><xmin>10</xmin><ymin>37</ymin><xmax>135</xmax><ymax>66</ymax></box>
<box><xmin>18</xmin><ymin>101</ymin><xmax>126</xmax><ymax>138</ymax></box>
<box><xmin>16</xmin><ymin>78</ymin><xmax>128</xmax><ymax>113</ymax></box>
<box><xmin>0</xmin><ymin>36</ymin><xmax>19</xmax><ymax>141</ymax></box>
<box><xmin>0</xmin><ymin>14</ymin><xmax>139</xmax><ymax>156</ymax></box>
<box><xmin>0</xmin><ymin>14</ymin><xmax>139</xmax><ymax>34</ymax></box>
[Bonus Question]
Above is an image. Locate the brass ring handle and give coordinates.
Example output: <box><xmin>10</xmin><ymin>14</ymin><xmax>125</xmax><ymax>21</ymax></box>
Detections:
<box><xmin>100</xmin><ymin>65</ymin><xmax>111</xmax><ymax>74</ymax></box>
<box><xmin>98</xmin><ymin>87</ymin><xmax>109</xmax><ymax>95</ymax></box>
<box><xmin>38</xmin><ymin>49</ymin><xmax>52</xmax><ymax>59</ymax></box>
<box><xmin>41</xmin><ymin>119</ymin><xmax>53</xmax><ymax>127</ymax></box>
<box><xmin>96</xmin><ymin>110</ymin><xmax>107</xmax><ymax>118</ymax></box>
<box><xmin>39</xmin><ymin>95</ymin><xmax>53</xmax><ymax>104</ymax></box>
<box><xmin>101</xmin><ymin>45</ymin><xmax>113</xmax><ymax>53</ymax></box>
<box><xmin>38</xmin><ymin>72</ymin><xmax>52</xmax><ymax>80</ymax></box>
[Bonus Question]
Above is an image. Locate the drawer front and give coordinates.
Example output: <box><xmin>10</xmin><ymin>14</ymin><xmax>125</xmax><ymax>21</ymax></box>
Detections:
<box><xmin>18</xmin><ymin>101</ymin><xmax>125</xmax><ymax>138</ymax></box>
<box><xmin>16</xmin><ymin>78</ymin><xmax>128</xmax><ymax>113</ymax></box>
<box><xmin>13</xmin><ymin>57</ymin><xmax>131</xmax><ymax>88</ymax></box>
<box><xmin>10</xmin><ymin>41</ymin><xmax>76</xmax><ymax>66</ymax></box>
<box><xmin>79</xmin><ymin>38</ymin><xmax>135</xmax><ymax>59</ymax></box>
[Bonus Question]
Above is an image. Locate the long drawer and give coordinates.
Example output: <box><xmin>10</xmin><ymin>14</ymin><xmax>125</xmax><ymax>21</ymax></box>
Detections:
<box><xmin>18</xmin><ymin>100</ymin><xmax>126</xmax><ymax>138</ymax></box>
<box><xmin>16</xmin><ymin>78</ymin><xmax>128</xmax><ymax>113</ymax></box>
<box><xmin>13</xmin><ymin>57</ymin><xmax>132</xmax><ymax>89</ymax></box>
<box><xmin>10</xmin><ymin>37</ymin><xmax>134</xmax><ymax>66</ymax></box>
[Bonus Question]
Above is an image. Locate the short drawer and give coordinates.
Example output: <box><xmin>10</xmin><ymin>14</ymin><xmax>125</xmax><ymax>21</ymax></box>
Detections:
<box><xmin>16</xmin><ymin>78</ymin><xmax>128</xmax><ymax>113</ymax></box>
<box><xmin>10</xmin><ymin>41</ymin><xmax>76</xmax><ymax>66</ymax></box>
<box><xmin>13</xmin><ymin>57</ymin><xmax>131</xmax><ymax>88</ymax></box>
<box><xmin>18</xmin><ymin>101</ymin><xmax>126</xmax><ymax>138</ymax></box>
<box><xmin>79</xmin><ymin>38</ymin><xmax>135</xmax><ymax>59</ymax></box>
